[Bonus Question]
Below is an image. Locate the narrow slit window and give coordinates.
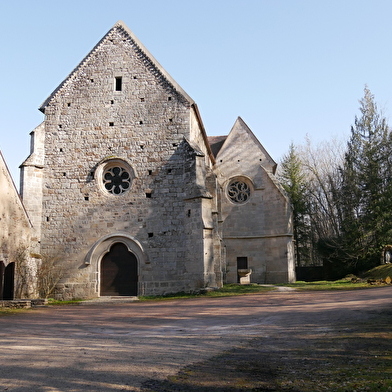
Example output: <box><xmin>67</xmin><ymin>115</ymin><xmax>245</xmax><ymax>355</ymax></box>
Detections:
<box><xmin>115</xmin><ymin>77</ymin><xmax>122</xmax><ymax>91</ymax></box>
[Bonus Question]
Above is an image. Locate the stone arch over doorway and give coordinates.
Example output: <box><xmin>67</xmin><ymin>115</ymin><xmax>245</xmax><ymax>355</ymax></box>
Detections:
<box><xmin>85</xmin><ymin>233</ymin><xmax>147</xmax><ymax>296</ymax></box>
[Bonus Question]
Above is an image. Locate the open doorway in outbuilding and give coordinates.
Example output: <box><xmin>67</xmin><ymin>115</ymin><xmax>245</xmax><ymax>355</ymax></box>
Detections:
<box><xmin>0</xmin><ymin>262</ymin><xmax>15</xmax><ymax>300</ymax></box>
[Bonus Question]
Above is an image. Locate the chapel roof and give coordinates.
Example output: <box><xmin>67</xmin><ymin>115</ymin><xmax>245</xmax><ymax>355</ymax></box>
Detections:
<box><xmin>207</xmin><ymin>136</ymin><xmax>228</xmax><ymax>157</ymax></box>
<box><xmin>216</xmin><ymin>117</ymin><xmax>277</xmax><ymax>174</ymax></box>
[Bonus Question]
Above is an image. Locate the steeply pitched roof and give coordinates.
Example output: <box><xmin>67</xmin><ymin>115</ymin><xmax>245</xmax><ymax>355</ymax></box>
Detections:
<box><xmin>216</xmin><ymin>117</ymin><xmax>277</xmax><ymax>173</ymax></box>
<box><xmin>39</xmin><ymin>20</ymin><xmax>195</xmax><ymax>112</ymax></box>
<box><xmin>208</xmin><ymin>136</ymin><xmax>228</xmax><ymax>158</ymax></box>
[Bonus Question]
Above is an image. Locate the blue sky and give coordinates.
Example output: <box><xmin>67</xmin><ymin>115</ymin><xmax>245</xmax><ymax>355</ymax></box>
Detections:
<box><xmin>1</xmin><ymin>0</ymin><xmax>392</xmax><ymax>184</ymax></box>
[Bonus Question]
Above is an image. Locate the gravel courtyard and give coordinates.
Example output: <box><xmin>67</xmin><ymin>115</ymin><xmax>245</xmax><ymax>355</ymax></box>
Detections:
<box><xmin>0</xmin><ymin>287</ymin><xmax>391</xmax><ymax>391</ymax></box>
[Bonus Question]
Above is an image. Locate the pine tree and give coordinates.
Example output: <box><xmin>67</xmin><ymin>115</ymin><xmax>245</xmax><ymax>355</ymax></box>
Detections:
<box><xmin>279</xmin><ymin>143</ymin><xmax>311</xmax><ymax>266</ymax></box>
<box><xmin>339</xmin><ymin>86</ymin><xmax>392</xmax><ymax>271</ymax></box>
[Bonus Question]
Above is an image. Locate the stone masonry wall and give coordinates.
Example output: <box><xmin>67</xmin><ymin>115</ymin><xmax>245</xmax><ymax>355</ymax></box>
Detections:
<box><xmin>0</xmin><ymin>153</ymin><xmax>31</xmax><ymax>264</ymax></box>
<box><xmin>33</xmin><ymin>25</ymin><xmax>212</xmax><ymax>299</ymax></box>
<box><xmin>214</xmin><ymin>118</ymin><xmax>295</xmax><ymax>284</ymax></box>
<box><xmin>20</xmin><ymin>122</ymin><xmax>45</xmax><ymax>243</ymax></box>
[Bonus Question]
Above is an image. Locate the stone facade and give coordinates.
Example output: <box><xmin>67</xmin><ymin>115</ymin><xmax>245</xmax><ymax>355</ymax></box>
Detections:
<box><xmin>17</xmin><ymin>21</ymin><xmax>295</xmax><ymax>300</ymax></box>
<box><xmin>0</xmin><ymin>152</ymin><xmax>33</xmax><ymax>299</ymax></box>
<box><xmin>212</xmin><ymin>118</ymin><xmax>295</xmax><ymax>284</ymax></box>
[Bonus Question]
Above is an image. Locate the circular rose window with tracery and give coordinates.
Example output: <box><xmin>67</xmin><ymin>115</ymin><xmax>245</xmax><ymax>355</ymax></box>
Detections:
<box><xmin>103</xmin><ymin>166</ymin><xmax>131</xmax><ymax>195</ymax></box>
<box><xmin>227</xmin><ymin>179</ymin><xmax>251</xmax><ymax>204</ymax></box>
<box><xmin>96</xmin><ymin>159</ymin><xmax>134</xmax><ymax>196</ymax></box>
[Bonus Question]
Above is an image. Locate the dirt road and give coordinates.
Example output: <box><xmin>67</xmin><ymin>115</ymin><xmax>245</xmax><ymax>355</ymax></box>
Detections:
<box><xmin>0</xmin><ymin>287</ymin><xmax>391</xmax><ymax>391</ymax></box>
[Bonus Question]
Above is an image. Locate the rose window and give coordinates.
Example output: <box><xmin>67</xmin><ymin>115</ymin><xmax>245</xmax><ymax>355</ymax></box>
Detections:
<box><xmin>103</xmin><ymin>166</ymin><xmax>131</xmax><ymax>195</ymax></box>
<box><xmin>227</xmin><ymin>180</ymin><xmax>251</xmax><ymax>204</ymax></box>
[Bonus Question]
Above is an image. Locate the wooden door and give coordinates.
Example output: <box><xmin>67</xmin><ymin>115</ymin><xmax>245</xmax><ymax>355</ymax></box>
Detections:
<box><xmin>100</xmin><ymin>243</ymin><xmax>138</xmax><ymax>296</ymax></box>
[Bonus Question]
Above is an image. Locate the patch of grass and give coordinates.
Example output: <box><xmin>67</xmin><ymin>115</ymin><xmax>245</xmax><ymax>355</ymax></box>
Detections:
<box><xmin>0</xmin><ymin>308</ymin><xmax>29</xmax><ymax>317</ymax></box>
<box><xmin>47</xmin><ymin>298</ymin><xmax>85</xmax><ymax>305</ymax></box>
<box><xmin>139</xmin><ymin>292</ymin><xmax>200</xmax><ymax>301</ymax></box>
<box><xmin>284</xmin><ymin>279</ymin><xmax>373</xmax><ymax>290</ymax></box>
<box><xmin>139</xmin><ymin>277</ymin><xmax>392</xmax><ymax>301</ymax></box>
<box><xmin>139</xmin><ymin>284</ymin><xmax>274</xmax><ymax>301</ymax></box>
<box><xmin>205</xmin><ymin>283</ymin><xmax>275</xmax><ymax>296</ymax></box>
<box><xmin>361</xmin><ymin>263</ymin><xmax>392</xmax><ymax>280</ymax></box>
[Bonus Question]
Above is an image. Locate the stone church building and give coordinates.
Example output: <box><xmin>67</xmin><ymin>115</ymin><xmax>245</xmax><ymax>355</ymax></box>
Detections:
<box><xmin>3</xmin><ymin>21</ymin><xmax>295</xmax><ymax>300</ymax></box>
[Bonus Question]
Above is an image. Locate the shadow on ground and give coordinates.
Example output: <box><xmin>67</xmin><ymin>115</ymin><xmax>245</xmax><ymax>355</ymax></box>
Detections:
<box><xmin>142</xmin><ymin>310</ymin><xmax>392</xmax><ymax>392</ymax></box>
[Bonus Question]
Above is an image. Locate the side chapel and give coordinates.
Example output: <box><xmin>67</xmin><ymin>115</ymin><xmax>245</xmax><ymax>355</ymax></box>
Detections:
<box><xmin>14</xmin><ymin>21</ymin><xmax>295</xmax><ymax>299</ymax></box>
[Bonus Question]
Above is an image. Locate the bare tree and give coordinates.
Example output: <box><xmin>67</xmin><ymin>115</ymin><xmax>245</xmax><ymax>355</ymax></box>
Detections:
<box><xmin>35</xmin><ymin>252</ymin><xmax>66</xmax><ymax>298</ymax></box>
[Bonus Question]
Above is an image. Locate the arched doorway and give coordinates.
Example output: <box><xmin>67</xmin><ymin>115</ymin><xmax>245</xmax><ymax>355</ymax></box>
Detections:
<box><xmin>100</xmin><ymin>243</ymin><xmax>138</xmax><ymax>296</ymax></box>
